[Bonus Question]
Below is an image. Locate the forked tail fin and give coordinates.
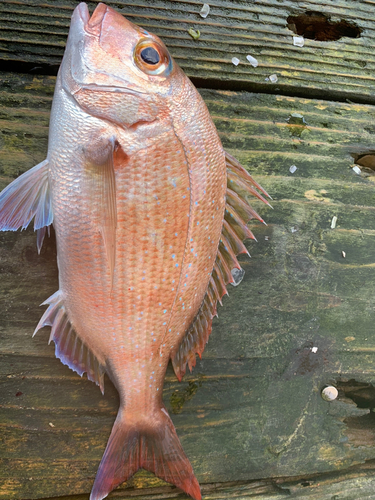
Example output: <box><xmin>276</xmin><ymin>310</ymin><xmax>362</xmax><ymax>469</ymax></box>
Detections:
<box><xmin>90</xmin><ymin>407</ymin><xmax>201</xmax><ymax>500</ymax></box>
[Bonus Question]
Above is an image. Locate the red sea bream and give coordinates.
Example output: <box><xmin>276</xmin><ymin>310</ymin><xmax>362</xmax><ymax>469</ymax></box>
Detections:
<box><xmin>0</xmin><ymin>3</ymin><xmax>270</xmax><ymax>499</ymax></box>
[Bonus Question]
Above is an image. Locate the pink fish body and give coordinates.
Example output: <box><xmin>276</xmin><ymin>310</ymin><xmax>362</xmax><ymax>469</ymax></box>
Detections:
<box><xmin>0</xmin><ymin>4</ymin><xmax>270</xmax><ymax>500</ymax></box>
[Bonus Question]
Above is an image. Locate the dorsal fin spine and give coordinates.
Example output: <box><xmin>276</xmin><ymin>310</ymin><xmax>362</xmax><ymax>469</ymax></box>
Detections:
<box><xmin>222</xmin><ymin>219</ymin><xmax>250</xmax><ymax>257</ymax></box>
<box><xmin>225</xmin><ymin>204</ymin><xmax>256</xmax><ymax>240</ymax></box>
<box><xmin>226</xmin><ymin>188</ymin><xmax>264</xmax><ymax>224</ymax></box>
<box><xmin>220</xmin><ymin>233</ymin><xmax>241</xmax><ymax>270</ymax></box>
<box><xmin>209</xmin><ymin>274</ymin><xmax>223</xmax><ymax>306</ymax></box>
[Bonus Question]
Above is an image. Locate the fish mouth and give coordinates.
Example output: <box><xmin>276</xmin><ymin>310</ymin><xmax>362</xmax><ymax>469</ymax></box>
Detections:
<box><xmin>77</xmin><ymin>2</ymin><xmax>108</xmax><ymax>36</ymax></box>
<box><xmin>77</xmin><ymin>2</ymin><xmax>107</xmax><ymax>35</ymax></box>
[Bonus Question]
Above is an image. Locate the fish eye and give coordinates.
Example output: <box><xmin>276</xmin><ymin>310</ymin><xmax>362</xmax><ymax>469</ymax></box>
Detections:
<box><xmin>140</xmin><ymin>47</ymin><xmax>160</xmax><ymax>65</ymax></box>
<box><xmin>134</xmin><ymin>40</ymin><xmax>172</xmax><ymax>76</ymax></box>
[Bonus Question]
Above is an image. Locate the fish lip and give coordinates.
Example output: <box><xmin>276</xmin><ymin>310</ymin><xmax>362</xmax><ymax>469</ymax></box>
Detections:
<box><xmin>87</xmin><ymin>2</ymin><xmax>107</xmax><ymax>29</ymax></box>
<box><xmin>76</xmin><ymin>2</ymin><xmax>90</xmax><ymax>24</ymax></box>
<box><xmin>76</xmin><ymin>2</ymin><xmax>107</xmax><ymax>35</ymax></box>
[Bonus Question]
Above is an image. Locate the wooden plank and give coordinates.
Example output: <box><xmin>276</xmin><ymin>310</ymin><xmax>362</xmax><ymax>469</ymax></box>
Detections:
<box><xmin>2</xmin><ymin>72</ymin><xmax>375</xmax><ymax>499</ymax></box>
<box><xmin>1</xmin><ymin>0</ymin><xmax>375</xmax><ymax>102</ymax></box>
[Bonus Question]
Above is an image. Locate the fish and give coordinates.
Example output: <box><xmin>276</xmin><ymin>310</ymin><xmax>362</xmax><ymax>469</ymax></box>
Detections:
<box><xmin>0</xmin><ymin>3</ymin><xmax>271</xmax><ymax>500</ymax></box>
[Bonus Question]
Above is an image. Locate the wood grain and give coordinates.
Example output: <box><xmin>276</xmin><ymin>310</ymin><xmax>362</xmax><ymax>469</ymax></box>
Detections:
<box><xmin>2</xmin><ymin>72</ymin><xmax>375</xmax><ymax>499</ymax></box>
<box><xmin>1</xmin><ymin>0</ymin><xmax>375</xmax><ymax>101</ymax></box>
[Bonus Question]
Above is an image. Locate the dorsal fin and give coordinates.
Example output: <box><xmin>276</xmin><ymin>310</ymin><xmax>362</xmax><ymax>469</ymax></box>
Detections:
<box><xmin>33</xmin><ymin>290</ymin><xmax>106</xmax><ymax>393</ymax></box>
<box><xmin>172</xmin><ymin>151</ymin><xmax>271</xmax><ymax>381</ymax></box>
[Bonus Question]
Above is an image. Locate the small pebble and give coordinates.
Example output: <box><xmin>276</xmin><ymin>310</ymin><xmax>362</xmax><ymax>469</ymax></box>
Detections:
<box><xmin>231</xmin><ymin>57</ymin><xmax>240</xmax><ymax>66</ymax></box>
<box><xmin>293</xmin><ymin>35</ymin><xmax>305</xmax><ymax>47</ymax></box>
<box><xmin>269</xmin><ymin>74</ymin><xmax>278</xmax><ymax>83</ymax></box>
<box><xmin>331</xmin><ymin>216</ymin><xmax>337</xmax><ymax>229</ymax></box>
<box><xmin>200</xmin><ymin>3</ymin><xmax>210</xmax><ymax>18</ymax></box>
<box><xmin>352</xmin><ymin>165</ymin><xmax>361</xmax><ymax>175</ymax></box>
<box><xmin>321</xmin><ymin>386</ymin><xmax>338</xmax><ymax>402</ymax></box>
<box><xmin>49</xmin><ymin>422</ymin><xmax>55</xmax><ymax>428</ymax></box>
<box><xmin>311</xmin><ymin>346</ymin><xmax>318</xmax><ymax>353</ymax></box>
<box><xmin>341</xmin><ymin>250</ymin><xmax>346</xmax><ymax>258</ymax></box>
<box><xmin>246</xmin><ymin>55</ymin><xmax>258</xmax><ymax>67</ymax></box>
<box><xmin>289</xmin><ymin>165</ymin><xmax>297</xmax><ymax>174</ymax></box>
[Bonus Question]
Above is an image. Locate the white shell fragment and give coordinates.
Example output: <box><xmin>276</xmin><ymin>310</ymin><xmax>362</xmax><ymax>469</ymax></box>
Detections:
<box><xmin>352</xmin><ymin>165</ymin><xmax>361</xmax><ymax>175</ymax></box>
<box><xmin>200</xmin><ymin>3</ymin><xmax>210</xmax><ymax>18</ymax></box>
<box><xmin>330</xmin><ymin>216</ymin><xmax>337</xmax><ymax>229</ymax></box>
<box><xmin>231</xmin><ymin>267</ymin><xmax>245</xmax><ymax>286</ymax></box>
<box><xmin>231</xmin><ymin>57</ymin><xmax>240</xmax><ymax>66</ymax></box>
<box><xmin>246</xmin><ymin>55</ymin><xmax>259</xmax><ymax>67</ymax></box>
<box><xmin>293</xmin><ymin>35</ymin><xmax>305</xmax><ymax>47</ymax></box>
<box><xmin>269</xmin><ymin>74</ymin><xmax>278</xmax><ymax>83</ymax></box>
<box><xmin>321</xmin><ymin>386</ymin><xmax>338</xmax><ymax>402</ymax></box>
<box><xmin>289</xmin><ymin>165</ymin><xmax>297</xmax><ymax>174</ymax></box>
<box><xmin>342</xmin><ymin>250</ymin><xmax>346</xmax><ymax>258</ymax></box>
<box><xmin>311</xmin><ymin>346</ymin><xmax>318</xmax><ymax>353</ymax></box>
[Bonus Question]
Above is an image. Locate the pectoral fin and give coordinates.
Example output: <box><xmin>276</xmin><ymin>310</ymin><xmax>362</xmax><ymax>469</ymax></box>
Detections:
<box><xmin>0</xmin><ymin>159</ymin><xmax>53</xmax><ymax>252</ymax></box>
<box><xmin>84</xmin><ymin>137</ymin><xmax>117</xmax><ymax>284</ymax></box>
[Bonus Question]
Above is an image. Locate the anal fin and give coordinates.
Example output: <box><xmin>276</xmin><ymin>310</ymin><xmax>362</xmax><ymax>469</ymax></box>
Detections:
<box><xmin>34</xmin><ymin>290</ymin><xmax>106</xmax><ymax>393</ymax></box>
<box><xmin>0</xmin><ymin>159</ymin><xmax>53</xmax><ymax>252</ymax></box>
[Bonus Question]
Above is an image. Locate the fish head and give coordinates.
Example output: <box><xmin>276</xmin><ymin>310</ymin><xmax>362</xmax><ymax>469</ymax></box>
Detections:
<box><xmin>60</xmin><ymin>2</ymin><xmax>188</xmax><ymax>128</ymax></box>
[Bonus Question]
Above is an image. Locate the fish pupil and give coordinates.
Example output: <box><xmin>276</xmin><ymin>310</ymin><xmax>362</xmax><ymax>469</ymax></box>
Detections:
<box><xmin>140</xmin><ymin>47</ymin><xmax>160</xmax><ymax>65</ymax></box>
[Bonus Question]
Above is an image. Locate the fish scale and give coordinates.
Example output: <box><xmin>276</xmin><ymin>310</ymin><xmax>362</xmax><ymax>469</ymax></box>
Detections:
<box><xmin>0</xmin><ymin>3</ymin><xmax>271</xmax><ymax>500</ymax></box>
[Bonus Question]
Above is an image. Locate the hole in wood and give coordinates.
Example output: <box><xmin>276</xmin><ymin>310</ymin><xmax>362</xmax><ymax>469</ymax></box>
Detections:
<box><xmin>287</xmin><ymin>11</ymin><xmax>362</xmax><ymax>41</ymax></box>
<box><xmin>336</xmin><ymin>379</ymin><xmax>375</xmax><ymax>447</ymax></box>
<box><xmin>351</xmin><ymin>152</ymin><xmax>375</xmax><ymax>177</ymax></box>
<box><xmin>337</xmin><ymin>379</ymin><xmax>375</xmax><ymax>409</ymax></box>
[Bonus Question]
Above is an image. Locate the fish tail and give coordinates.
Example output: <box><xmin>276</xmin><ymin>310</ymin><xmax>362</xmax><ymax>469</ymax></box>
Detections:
<box><xmin>90</xmin><ymin>407</ymin><xmax>201</xmax><ymax>500</ymax></box>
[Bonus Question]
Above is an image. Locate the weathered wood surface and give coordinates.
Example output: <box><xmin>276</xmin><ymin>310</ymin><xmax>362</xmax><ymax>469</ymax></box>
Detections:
<box><xmin>1</xmin><ymin>0</ymin><xmax>375</xmax><ymax>102</ymax></box>
<box><xmin>2</xmin><ymin>70</ymin><xmax>375</xmax><ymax>499</ymax></box>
